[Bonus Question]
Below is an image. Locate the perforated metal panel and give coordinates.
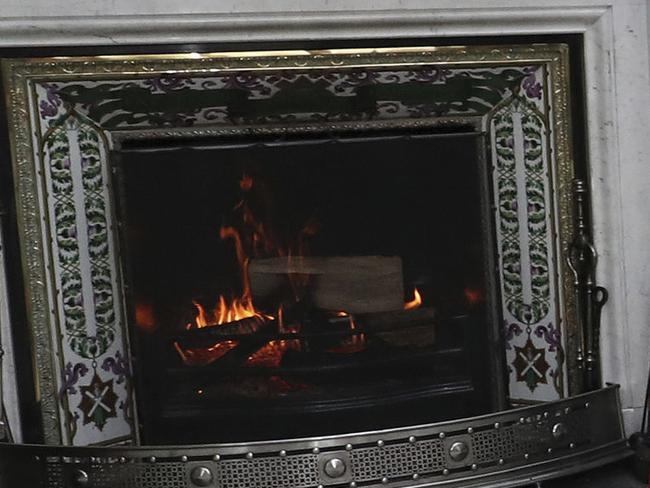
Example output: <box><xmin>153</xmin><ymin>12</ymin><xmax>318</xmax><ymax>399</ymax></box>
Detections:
<box><xmin>0</xmin><ymin>387</ymin><xmax>628</xmax><ymax>488</ymax></box>
<box><xmin>91</xmin><ymin>462</ymin><xmax>187</xmax><ymax>488</ymax></box>
<box><xmin>473</xmin><ymin>427</ymin><xmax>520</xmax><ymax>463</ymax></box>
<box><xmin>45</xmin><ymin>460</ymin><xmax>65</xmax><ymax>488</ymax></box>
<box><xmin>350</xmin><ymin>439</ymin><xmax>445</xmax><ymax>481</ymax></box>
<box><xmin>219</xmin><ymin>454</ymin><xmax>318</xmax><ymax>488</ymax></box>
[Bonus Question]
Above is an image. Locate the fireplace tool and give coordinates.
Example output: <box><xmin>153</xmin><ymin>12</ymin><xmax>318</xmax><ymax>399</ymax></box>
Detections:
<box><xmin>567</xmin><ymin>179</ymin><xmax>608</xmax><ymax>392</ymax></box>
<box><xmin>629</xmin><ymin>357</ymin><xmax>650</xmax><ymax>482</ymax></box>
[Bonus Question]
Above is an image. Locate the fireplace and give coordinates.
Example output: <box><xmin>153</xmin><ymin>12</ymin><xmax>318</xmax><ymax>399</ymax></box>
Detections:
<box><xmin>0</xmin><ymin>41</ymin><xmax>634</xmax><ymax>486</ymax></box>
<box><xmin>114</xmin><ymin>126</ymin><xmax>499</xmax><ymax>444</ymax></box>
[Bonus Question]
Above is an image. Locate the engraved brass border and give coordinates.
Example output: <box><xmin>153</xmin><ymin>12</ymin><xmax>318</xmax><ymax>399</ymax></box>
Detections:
<box><xmin>1</xmin><ymin>44</ymin><xmax>576</xmax><ymax>444</ymax></box>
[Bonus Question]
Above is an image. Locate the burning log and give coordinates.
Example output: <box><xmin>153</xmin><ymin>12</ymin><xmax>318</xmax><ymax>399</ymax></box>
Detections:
<box><xmin>175</xmin><ymin>306</ymin><xmax>436</xmax><ymax>351</ymax></box>
<box><xmin>356</xmin><ymin>307</ymin><xmax>436</xmax><ymax>347</ymax></box>
<box><xmin>249</xmin><ymin>256</ymin><xmax>405</xmax><ymax>314</ymax></box>
<box><xmin>175</xmin><ymin>316</ymin><xmax>273</xmax><ymax>348</ymax></box>
<box><xmin>355</xmin><ymin>307</ymin><xmax>435</xmax><ymax>330</ymax></box>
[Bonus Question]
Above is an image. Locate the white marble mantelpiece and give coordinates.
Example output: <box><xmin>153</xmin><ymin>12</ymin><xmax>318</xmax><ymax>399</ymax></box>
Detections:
<box><xmin>0</xmin><ymin>0</ymin><xmax>648</xmax><ymax>440</ymax></box>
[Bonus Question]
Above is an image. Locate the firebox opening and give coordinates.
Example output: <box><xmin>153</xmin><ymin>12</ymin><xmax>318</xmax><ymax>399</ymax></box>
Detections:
<box><xmin>112</xmin><ymin>127</ymin><xmax>501</xmax><ymax>444</ymax></box>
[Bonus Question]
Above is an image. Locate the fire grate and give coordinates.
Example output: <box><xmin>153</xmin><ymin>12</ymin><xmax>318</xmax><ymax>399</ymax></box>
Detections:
<box><xmin>0</xmin><ymin>386</ymin><xmax>631</xmax><ymax>488</ymax></box>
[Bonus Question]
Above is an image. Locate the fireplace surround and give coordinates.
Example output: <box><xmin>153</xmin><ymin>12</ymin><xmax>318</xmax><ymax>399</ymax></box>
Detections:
<box><xmin>0</xmin><ymin>40</ymin><xmax>633</xmax><ymax>485</ymax></box>
<box><xmin>0</xmin><ymin>1</ymin><xmax>648</xmax><ymax>487</ymax></box>
<box><xmin>1</xmin><ymin>43</ymin><xmax>579</xmax><ymax>444</ymax></box>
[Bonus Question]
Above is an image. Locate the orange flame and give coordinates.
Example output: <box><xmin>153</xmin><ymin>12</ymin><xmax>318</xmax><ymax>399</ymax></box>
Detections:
<box><xmin>404</xmin><ymin>288</ymin><xmax>422</xmax><ymax>310</ymax></box>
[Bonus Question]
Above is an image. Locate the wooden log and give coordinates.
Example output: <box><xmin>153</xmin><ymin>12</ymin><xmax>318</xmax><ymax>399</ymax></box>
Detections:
<box><xmin>355</xmin><ymin>307</ymin><xmax>435</xmax><ymax>331</ymax></box>
<box><xmin>175</xmin><ymin>316</ymin><xmax>272</xmax><ymax>348</ymax></box>
<box><xmin>356</xmin><ymin>307</ymin><xmax>436</xmax><ymax>347</ymax></box>
<box><xmin>249</xmin><ymin>256</ymin><xmax>404</xmax><ymax>314</ymax></box>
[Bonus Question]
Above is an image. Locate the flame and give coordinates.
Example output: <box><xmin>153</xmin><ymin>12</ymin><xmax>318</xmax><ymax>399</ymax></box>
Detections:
<box><xmin>175</xmin><ymin>174</ymin><xmax>280</xmax><ymax>366</ymax></box>
<box><xmin>404</xmin><ymin>288</ymin><xmax>422</xmax><ymax>310</ymax></box>
<box><xmin>175</xmin><ymin>293</ymin><xmax>267</xmax><ymax>367</ymax></box>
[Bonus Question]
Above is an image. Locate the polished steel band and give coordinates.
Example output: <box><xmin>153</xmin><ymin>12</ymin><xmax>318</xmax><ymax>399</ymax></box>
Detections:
<box><xmin>0</xmin><ymin>386</ymin><xmax>631</xmax><ymax>488</ymax></box>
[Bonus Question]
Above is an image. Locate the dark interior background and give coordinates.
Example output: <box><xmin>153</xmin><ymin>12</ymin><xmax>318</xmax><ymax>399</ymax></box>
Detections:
<box><xmin>119</xmin><ymin>132</ymin><xmax>486</xmax><ymax>328</ymax></box>
<box><xmin>115</xmin><ymin>130</ymin><xmax>499</xmax><ymax>443</ymax></box>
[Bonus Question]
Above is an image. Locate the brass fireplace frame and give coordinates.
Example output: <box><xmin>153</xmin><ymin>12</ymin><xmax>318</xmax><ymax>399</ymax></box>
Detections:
<box><xmin>2</xmin><ymin>44</ymin><xmax>577</xmax><ymax>446</ymax></box>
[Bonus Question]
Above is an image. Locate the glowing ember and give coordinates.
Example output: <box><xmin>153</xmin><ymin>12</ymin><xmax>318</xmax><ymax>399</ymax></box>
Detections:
<box><xmin>174</xmin><ymin>339</ymin><xmax>238</xmax><ymax>367</ymax></box>
<box><xmin>135</xmin><ymin>301</ymin><xmax>156</xmax><ymax>333</ymax></box>
<box><xmin>245</xmin><ymin>340</ymin><xmax>301</xmax><ymax>368</ymax></box>
<box><xmin>464</xmin><ymin>287</ymin><xmax>483</xmax><ymax>305</ymax></box>
<box><xmin>404</xmin><ymin>288</ymin><xmax>422</xmax><ymax>310</ymax></box>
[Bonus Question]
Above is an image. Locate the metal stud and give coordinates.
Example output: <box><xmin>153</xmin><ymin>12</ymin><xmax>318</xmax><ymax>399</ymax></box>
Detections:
<box><xmin>412</xmin><ymin>473</ymin><xmax>419</xmax><ymax>480</ymax></box>
<box><xmin>494</xmin><ymin>422</ymin><xmax>500</xmax><ymax>429</ymax></box>
<box><xmin>180</xmin><ymin>455</ymin><xmax>188</xmax><ymax>462</ymax></box>
<box><xmin>377</xmin><ymin>440</ymin><xmax>385</xmax><ymax>447</ymax></box>
<box><xmin>246</xmin><ymin>452</ymin><xmax>254</xmax><ymax>460</ymax></box>
<box><xmin>381</xmin><ymin>477</ymin><xmax>389</xmax><ymax>484</ymax></box>
<box><xmin>564</xmin><ymin>407</ymin><xmax>571</xmax><ymax>415</ymax></box>
<box><xmin>149</xmin><ymin>456</ymin><xmax>156</xmax><ymax>463</ymax></box>
<box><xmin>569</xmin><ymin>443</ymin><xmax>576</xmax><ymax>449</ymax></box>
<box><xmin>345</xmin><ymin>444</ymin><xmax>353</xmax><ymax>451</ymax></box>
<box><xmin>471</xmin><ymin>464</ymin><xmax>478</xmax><ymax>471</ymax></box>
<box><xmin>547</xmin><ymin>448</ymin><xmax>553</xmax><ymax>455</ymax></box>
<box><xmin>317</xmin><ymin>485</ymin><xmax>324</xmax><ymax>488</ymax></box>
<box><xmin>552</xmin><ymin>422</ymin><xmax>568</xmax><ymax>441</ymax></box>
<box><xmin>212</xmin><ymin>454</ymin><xmax>221</xmax><ymax>461</ymax></box>
<box><xmin>72</xmin><ymin>469</ymin><xmax>89</xmax><ymax>487</ymax></box>
<box><xmin>584</xmin><ymin>402</ymin><xmax>590</xmax><ymax>409</ymax></box>
<box><xmin>279</xmin><ymin>450</ymin><xmax>287</xmax><ymax>457</ymax></box>
<box><xmin>467</xmin><ymin>427</ymin><xmax>474</xmax><ymax>434</ymax></box>
<box><xmin>524</xmin><ymin>453</ymin><xmax>529</xmax><ymax>460</ymax></box>
<box><xmin>350</xmin><ymin>482</ymin><xmax>357</xmax><ymax>488</ymax></box>
<box><xmin>449</xmin><ymin>441</ymin><xmax>469</xmax><ymax>462</ymax></box>
<box><xmin>519</xmin><ymin>417</ymin><xmax>526</xmax><ymax>424</ymax></box>
<box><xmin>325</xmin><ymin>458</ymin><xmax>348</xmax><ymax>478</ymax></box>
<box><xmin>408</xmin><ymin>436</ymin><xmax>416</xmax><ymax>443</ymax></box>
<box><xmin>190</xmin><ymin>466</ymin><xmax>214</xmax><ymax>487</ymax></box>
<box><xmin>498</xmin><ymin>459</ymin><xmax>505</xmax><ymax>465</ymax></box>
<box><xmin>438</xmin><ymin>432</ymin><xmax>446</xmax><ymax>439</ymax></box>
<box><xmin>119</xmin><ymin>457</ymin><xmax>126</xmax><ymax>464</ymax></box>
<box><xmin>543</xmin><ymin>412</ymin><xmax>549</xmax><ymax>418</ymax></box>
<box><xmin>442</xmin><ymin>469</ymin><xmax>450</xmax><ymax>476</ymax></box>
<box><xmin>312</xmin><ymin>447</ymin><xmax>320</xmax><ymax>454</ymax></box>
